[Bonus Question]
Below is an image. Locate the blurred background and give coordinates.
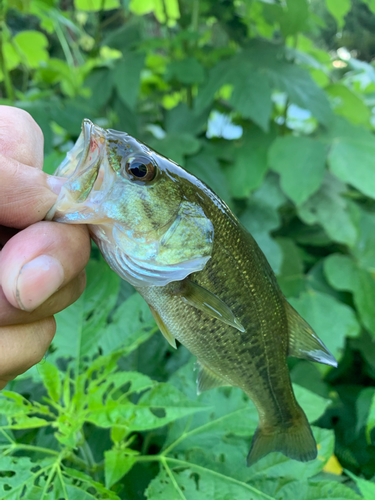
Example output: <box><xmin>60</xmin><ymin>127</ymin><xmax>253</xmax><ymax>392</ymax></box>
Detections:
<box><xmin>1</xmin><ymin>0</ymin><xmax>375</xmax><ymax>499</ymax></box>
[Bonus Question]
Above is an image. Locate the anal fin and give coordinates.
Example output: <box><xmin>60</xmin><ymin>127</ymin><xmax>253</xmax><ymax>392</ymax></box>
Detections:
<box><xmin>149</xmin><ymin>305</ymin><xmax>177</xmax><ymax>349</ymax></box>
<box><xmin>180</xmin><ymin>280</ymin><xmax>245</xmax><ymax>333</ymax></box>
<box><xmin>285</xmin><ymin>301</ymin><xmax>337</xmax><ymax>368</ymax></box>
<box><xmin>196</xmin><ymin>362</ymin><xmax>230</xmax><ymax>394</ymax></box>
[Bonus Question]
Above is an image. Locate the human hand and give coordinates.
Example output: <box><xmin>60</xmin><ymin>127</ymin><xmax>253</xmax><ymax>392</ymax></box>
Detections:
<box><xmin>0</xmin><ymin>106</ymin><xmax>91</xmax><ymax>389</ymax></box>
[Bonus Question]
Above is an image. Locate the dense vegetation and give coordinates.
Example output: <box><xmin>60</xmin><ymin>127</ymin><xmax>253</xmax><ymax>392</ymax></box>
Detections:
<box><xmin>1</xmin><ymin>0</ymin><xmax>375</xmax><ymax>498</ymax></box>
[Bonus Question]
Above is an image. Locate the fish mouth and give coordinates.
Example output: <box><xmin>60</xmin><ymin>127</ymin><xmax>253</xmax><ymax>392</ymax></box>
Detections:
<box><xmin>46</xmin><ymin>119</ymin><xmax>115</xmax><ymax>223</ymax></box>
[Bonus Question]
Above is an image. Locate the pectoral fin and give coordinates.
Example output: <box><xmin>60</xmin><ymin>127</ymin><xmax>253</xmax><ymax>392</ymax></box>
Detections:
<box><xmin>149</xmin><ymin>306</ymin><xmax>177</xmax><ymax>349</ymax></box>
<box><xmin>179</xmin><ymin>280</ymin><xmax>245</xmax><ymax>333</ymax></box>
<box><xmin>285</xmin><ymin>301</ymin><xmax>337</xmax><ymax>367</ymax></box>
<box><xmin>196</xmin><ymin>362</ymin><xmax>230</xmax><ymax>394</ymax></box>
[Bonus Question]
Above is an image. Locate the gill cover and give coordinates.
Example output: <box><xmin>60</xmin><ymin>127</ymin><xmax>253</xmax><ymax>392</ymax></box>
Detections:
<box><xmin>93</xmin><ymin>200</ymin><xmax>214</xmax><ymax>287</ymax></box>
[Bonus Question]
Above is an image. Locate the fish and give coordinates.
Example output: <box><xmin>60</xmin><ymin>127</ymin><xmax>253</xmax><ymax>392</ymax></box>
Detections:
<box><xmin>46</xmin><ymin>119</ymin><xmax>337</xmax><ymax>466</ymax></box>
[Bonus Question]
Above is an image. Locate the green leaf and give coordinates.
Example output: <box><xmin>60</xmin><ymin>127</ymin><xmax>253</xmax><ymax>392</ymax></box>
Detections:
<box><xmin>105</xmin><ymin>448</ymin><xmax>138</xmax><ymax>488</ymax></box>
<box><xmin>228</xmin><ymin>128</ymin><xmax>274</xmax><ymax>198</ymax></box>
<box><xmin>298</xmin><ymin>173</ymin><xmax>358</xmax><ymax>246</ymax></box>
<box><xmin>240</xmin><ymin>197</ymin><xmax>282</xmax><ymax>274</ymax></box>
<box><xmin>74</xmin><ymin>0</ymin><xmax>120</xmax><ymax>11</ymax></box>
<box><xmin>277</xmin><ymin>479</ymin><xmax>362</xmax><ymax>500</ymax></box>
<box><xmin>356</xmin><ymin>387</ymin><xmax>375</xmax><ymax>440</ymax></box>
<box><xmin>37</xmin><ymin>361</ymin><xmax>61</xmax><ymax>403</ymax></box>
<box><xmin>276</xmin><ymin>238</ymin><xmax>305</xmax><ymax>297</ymax></box>
<box><xmin>130</xmin><ymin>0</ymin><xmax>180</xmax><ymax>25</ymax></box>
<box><xmin>269</xmin><ymin>136</ymin><xmax>327</xmax><ymax>205</ymax></box>
<box><xmin>289</xmin><ymin>290</ymin><xmax>360</xmax><ymax>363</ymax></box>
<box><xmin>113</xmin><ymin>52</ymin><xmax>145</xmax><ymax>110</ymax></box>
<box><xmin>326</xmin><ymin>84</ymin><xmax>371</xmax><ymax>127</ymax></box>
<box><xmin>166</xmin><ymin>58</ymin><xmax>205</xmax><ymax>85</ymax></box>
<box><xmin>352</xmin><ymin>269</ymin><xmax>375</xmax><ymax>336</ymax></box>
<box><xmin>229</xmin><ymin>67</ymin><xmax>272</xmax><ymax>131</ymax></box>
<box><xmin>351</xmin><ymin>208</ymin><xmax>375</xmax><ymax>272</ymax></box>
<box><xmin>279</xmin><ymin>0</ymin><xmax>309</xmax><ymax>37</ymax></box>
<box><xmin>328</xmin><ymin>133</ymin><xmax>375</xmax><ymax>200</ymax></box>
<box><xmin>13</xmin><ymin>31</ymin><xmax>49</xmax><ymax>69</ymax></box>
<box><xmin>324</xmin><ymin>254</ymin><xmax>357</xmax><ymax>292</ymax></box>
<box><xmin>345</xmin><ymin>470</ymin><xmax>375</xmax><ymax>500</ymax></box>
<box><xmin>325</xmin><ymin>0</ymin><xmax>351</xmax><ymax>30</ymax></box>
<box><xmin>150</xmin><ymin>133</ymin><xmax>201</xmax><ymax>165</ymax></box>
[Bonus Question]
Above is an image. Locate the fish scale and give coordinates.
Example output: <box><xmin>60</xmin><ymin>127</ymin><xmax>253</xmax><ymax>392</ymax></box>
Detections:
<box><xmin>46</xmin><ymin>119</ymin><xmax>338</xmax><ymax>466</ymax></box>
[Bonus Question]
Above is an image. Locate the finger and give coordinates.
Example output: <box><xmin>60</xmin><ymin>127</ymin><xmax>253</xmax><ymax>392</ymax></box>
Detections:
<box><xmin>0</xmin><ymin>317</ymin><xmax>56</xmax><ymax>389</ymax></box>
<box><xmin>0</xmin><ymin>106</ymin><xmax>44</xmax><ymax>170</ymax></box>
<box><xmin>0</xmin><ymin>154</ymin><xmax>65</xmax><ymax>228</ymax></box>
<box><xmin>0</xmin><ymin>271</ymin><xmax>86</xmax><ymax>326</ymax></box>
<box><xmin>0</xmin><ymin>221</ymin><xmax>90</xmax><ymax>311</ymax></box>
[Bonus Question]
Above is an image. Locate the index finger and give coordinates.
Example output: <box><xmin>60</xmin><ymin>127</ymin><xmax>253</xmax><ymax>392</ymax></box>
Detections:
<box><xmin>0</xmin><ymin>106</ymin><xmax>64</xmax><ymax>228</ymax></box>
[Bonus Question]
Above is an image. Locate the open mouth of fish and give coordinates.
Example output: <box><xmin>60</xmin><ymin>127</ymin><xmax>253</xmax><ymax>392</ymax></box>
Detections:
<box><xmin>46</xmin><ymin>119</ymin><xmax>117</xmax><ymax>223</ymax></box>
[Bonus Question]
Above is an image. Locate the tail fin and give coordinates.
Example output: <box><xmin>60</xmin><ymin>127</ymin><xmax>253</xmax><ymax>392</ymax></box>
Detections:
<box><xmin>247</xmin><ymin>410</ymin><xmax>317</xmax><ymax>466</ymax></box>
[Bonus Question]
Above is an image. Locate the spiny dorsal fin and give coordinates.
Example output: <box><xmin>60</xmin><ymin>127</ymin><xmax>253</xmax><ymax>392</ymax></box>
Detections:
<box><xmin>196</xmin><ymin>362</ymin><xmax>230</xmax><ymax>394</ymax></box>
<box><xmin>179</xmin><ymin>280</ymin><xmax>245</xmax><ymax>333</ymax></box>
<box><xmin>285</xmin><ymin>300</ymin><xmax>337</xmax><ymax>368</ymax></box>
<box><xmin>149</xmin><ymin>305</ymin><xmax>177</xmax><ymax>349</ymax></box>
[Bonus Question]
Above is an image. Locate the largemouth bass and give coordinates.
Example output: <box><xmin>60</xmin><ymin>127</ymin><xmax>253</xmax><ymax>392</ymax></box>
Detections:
<box><xmin>46</xmin><ymin>119</ymin><xmax>337</xmax><ymax>466</ymax></box>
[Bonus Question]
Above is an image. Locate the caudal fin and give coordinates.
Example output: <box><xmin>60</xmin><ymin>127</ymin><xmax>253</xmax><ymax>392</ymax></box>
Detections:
<box><xmin>247</xmin><ymin>411</ymin><xmax>317</xmax><ymax>466</ymax></box>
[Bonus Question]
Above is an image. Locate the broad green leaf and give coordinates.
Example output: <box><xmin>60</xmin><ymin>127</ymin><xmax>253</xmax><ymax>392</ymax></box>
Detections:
<box><xmin>150</xmin><ymin>133</ymin><xmax>201</xmax><ymax>165</ymax></box>
<box><xmin>352</xmin><ymin>269</ymin><xmax>375</xmax><ymax>336</ymax></box>
<box><xmin>289</xmin><ymin>290</ymin><xmax>360</xmax><ymax>363</ymax></box>
<box><xmin>346</xmin><ymin>469</ymin><xmax>375</xmax><ymax>499</ymax></box>
<box><xmin>13</xmin><ymin>31</ymin><xmax>49</xmax><ymax>69</ymax></box>
<box><xmin>74</xmin><ymin>0</ymin><xmax>120</xmax><ymax>11</ymax></box>
<box><xmin>37</xmin><ymin>361</ymin><xmax>61</xmax><ymax>403</ymax></box>
<box><xmin>105</xmin><ymin>448</ymin><xmax>138</xmax><ymax>488</ymax></box>
<box><xmin>229</xmin><ymin>67</ymin><xmax>272</xmax><ymax>131</ymax></box>
<box><xmin>277</xmin><ymin>479</ymin><xmax>362</xmax><ymax>500</ymax></box>
<box><xmin>84</xmin><ymin>68</ymin><xmax>113</xmax><ymax>109</ymax></box>
<box><xmin>276</xmin><ymin>238</ymin><xmax>305</xmax><ymax>297</ymax></box>
<box><xmin>326</xmin><ymin>84</ymin><xmax>371</xmax><ymax>127</ymax></box>
<box><xmin>228</xmin><ymin>128</ymin><xmax>274</xmax><ymax>198</ymax></box>
<box><xmin>298</xmin><ymin>173</ymin><xmax>357</xmax><ymax>246</ymax></box>
<box><xmin>326</xmin><ymin>0</ymin><xmax>351</xmax><ymax>30</ymax></box>
<box><xmin>241</xmin><ymin>198</ymin><xmax>282</xmax><ymax>273</ymax></box>
<box><xmin>356</xmin><ymin>387</ymin><xmax>375</xmax><ymax>440</ymax></box>
<box><xmin>269</xmin><ymin>136</ymin><xmax>327</xmax><ymax>205</ymax></box>
<box><xmin>328</xmin><ymin>134</ymin><xmax>375</xmax><ymax>200</ymax></box>
<box><xmin>113</xmin><ymin>53</ymin><xmax>145</xmax><ymax>110</ymax></box>
<box><xmin>166</xmin><ymin>58</ymin><xmax>205</xmax><ymax>85</ymax></box>
<box><xmin>324</xmin><ymin>254</ymin><xmax>357</xmax><ymax>292</ymax></box>
<box><xmin>279</xmin><ymin>0</ymin><xmax>309</xmax><ymax>37</ymax></box>
<box><xmin>351</xmin><ymin>208</ymin><xmax>375</xmax><ymax>272</ymax></box>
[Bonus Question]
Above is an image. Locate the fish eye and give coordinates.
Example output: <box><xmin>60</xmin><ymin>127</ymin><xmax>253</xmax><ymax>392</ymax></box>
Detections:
<box><xmin>125</xmin><ymin>156</ymin><xmax>156</xmax><ymax>182</ymax></box>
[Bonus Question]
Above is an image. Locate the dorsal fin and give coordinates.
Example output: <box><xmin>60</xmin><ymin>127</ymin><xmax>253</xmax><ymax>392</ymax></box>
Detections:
<box><xmin>196</xmin><ymin>362</ymin><xmax>230</xmax><ymax>394</ymax></box>
<box><xmin>285</xmin><ymin>301</ymin><xmax>337</xmax><ymax>367</ymax></box>
<box><xmin>179</xmin><ymin>280</ymin><xmax>245</xmax><ymax>333</ymax></box>
<box><xmin>149</xmin><ymin>305</ymin><xmax>177</xmax><ymax>349</ymax></box>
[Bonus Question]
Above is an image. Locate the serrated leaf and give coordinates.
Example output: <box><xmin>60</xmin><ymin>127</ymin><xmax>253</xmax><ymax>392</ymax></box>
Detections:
<box><xmin>166</xmin><ymin>58</ymin><xmax>205</xmax><ymax>85</ymax></box>
<box><xmin>37</xmin><ymin>361</ymin><xmax>61</xmax><ymax>403</ymax></box>
<box><xmin>229</xmin><ymin>67</ymin><xmax>272</xmax><ymax>131</ymax></box>
<box><xmin>269</xmin><ymin>136</ymin><xmax>327</xmax><ymax>205</ymax></box>
<box><xmin>228</xmin><ymin>128</ymin><xmax>274</xmax><ymax>198</ymax></box>
<box><xmin>298</xmin><ymin>173</ymin><xmax>357</xmax><ymax>246</ymax></box>
<box><xmin>113</xmin><ymin>52</ymin><xmax>145</xmax><ymax>110</ymax></box>
<box><xmin>105</xmin><ymin>448</ymin><xmax>138</xmax><ymax>488</ymax></box>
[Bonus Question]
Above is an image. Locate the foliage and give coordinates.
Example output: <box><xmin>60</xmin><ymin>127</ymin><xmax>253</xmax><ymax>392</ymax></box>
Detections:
<box><xmin>1</xmin><ymin>0</ymin><xmax>375</xmax><ymax>498</ymax></box>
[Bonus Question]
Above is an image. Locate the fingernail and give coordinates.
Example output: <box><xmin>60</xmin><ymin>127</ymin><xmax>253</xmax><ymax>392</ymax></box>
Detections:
<box><xmin>16</xmin><ymin>255</ymin><xmax>64</xmax><ymax>311</ymax></box>
<box><xmin>47</xmin><ymin>176</ymin><xmax>66</xmax><ymax>195</ymax></box>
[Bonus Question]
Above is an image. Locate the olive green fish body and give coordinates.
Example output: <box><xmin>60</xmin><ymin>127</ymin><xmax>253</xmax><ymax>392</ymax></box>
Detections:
<box><xmin>46</xmin><ymin>120</ymin><xmax>337</xmax><ymax>466</ymax></box>
<box><xmin>136</xmin><ymin>185</ymin><xmax>315</xmax><ymax>464</ymax></box>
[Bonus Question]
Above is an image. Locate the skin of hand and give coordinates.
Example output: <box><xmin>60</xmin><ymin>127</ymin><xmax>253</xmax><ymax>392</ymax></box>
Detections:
<box><xmin>0</xmin><ymin>106</ymin><xmax>91</xmax><ymax>389</ymax></box>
